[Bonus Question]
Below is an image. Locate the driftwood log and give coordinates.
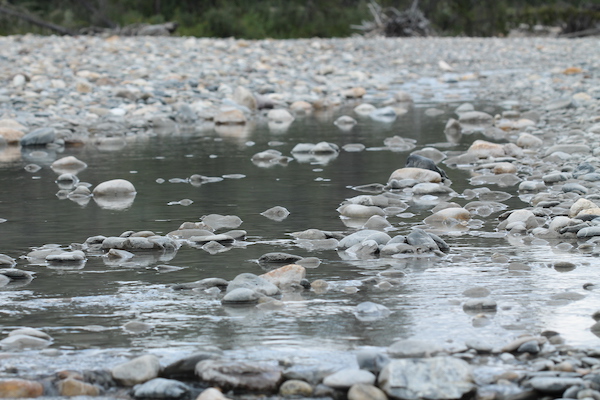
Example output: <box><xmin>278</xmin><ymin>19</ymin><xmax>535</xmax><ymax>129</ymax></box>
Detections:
<box><xmin>352</xmin><ymin>0</ymin><xmax>432</xmax><ymax>37</ymax></box>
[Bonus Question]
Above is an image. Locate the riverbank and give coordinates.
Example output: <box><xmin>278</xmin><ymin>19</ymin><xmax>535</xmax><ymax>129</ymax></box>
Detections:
<box><xmin>0</xmin><ymin>35</ymin><xmax>599</xmax><ymax>400</ymax></box>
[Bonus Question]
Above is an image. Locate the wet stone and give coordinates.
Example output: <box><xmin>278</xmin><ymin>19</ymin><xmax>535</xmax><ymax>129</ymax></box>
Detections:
<box><xmin>323</xmin><ymin>369</ymin><xmax>376</xmax><ymax>389</ymax></box>
<box><xmin>111</xmin><ymin>354</ymin><xmax>160</xmax><ymax>386</ymax></box>
<box><xmin>132</xmin><ymin>378</ymin><xmax>190</xmax><ymax>399</ymax></box>
<box><xmin>195</xmin><ymin>360</ymin><xmax>282</xmax><ymax>392</ymax></box>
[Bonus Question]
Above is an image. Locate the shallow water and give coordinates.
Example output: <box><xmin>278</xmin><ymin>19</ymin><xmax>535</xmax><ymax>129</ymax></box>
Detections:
<box><xmin>1</xmin><ymin>102</ymin><xmax>599</xmax><ymax>373</ymax></box>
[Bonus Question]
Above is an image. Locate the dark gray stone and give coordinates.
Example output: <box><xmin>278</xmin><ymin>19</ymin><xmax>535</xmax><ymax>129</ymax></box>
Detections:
<box><xmin>20</xmin><ymin>127</ymin><xmax>56</xmax><ymax>146</ymax></box>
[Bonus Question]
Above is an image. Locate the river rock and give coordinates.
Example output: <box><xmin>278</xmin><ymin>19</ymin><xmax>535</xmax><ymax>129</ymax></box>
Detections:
<box><xmin>258</xmin><ymin>252</ymin><xmax>302</xmax><ymax>264</ymax></box>
<box><xmin>215</xmin><ymin>109</ymin><xmax>246</xmax><ymax>125</ymax></box>
<box><xmin>279</xmin><ymin>380</ymin><xmax>313</xmax><ymax>397</ymax></box>
<box><xmin>267</xmin><ymin>108</ymin><xmax>294</xmax><ymax>123</ymax></box>
<box><xmin>544</xmin><ymin>144</ymin><xmax>591</xmax><ymax>156</ymax></box>
<box><xmin>111</xmin><ymin>354</ymin><xmax>160</xmax><ymax>386</ymax></box>
<box><xmin>339</xmin><ymin>230</ymin><xmax>390</xmax><ymax>248</ymax></box>
<box><xmin>354</xmin><ymin>301</ymin><xmax>391</xmax><ymax>321</ymax></box>
<box><xmin>161</xmin><ymin>351</ymin><xmax>221</xmax><ymax>379</ymax></box>
<box><xmin>0</xmin><ymin>334</ymin><xmax>51</xmax><ymax>350</ymax></box>
<box><xmin>227</xmin><ymin>273</ymin><xmax>280</xmax><ymax>296</ymax></box>
<box><xmin>0</xmin><ymin>127</ymin><xmax>24</xmax><ymax>144</ymax></box>
<box><xmin>222</xmin><ymin>288</ymin><xmax>261</xmax><ymax>304</ymax></box>
<box><xmin>20</xmin><ymin>127</ymin><xmax>55</xmax><ymax>146</ymax></box>
<box><xmin>46</xmin><ymin>250</ymin><xmax>86</xmax><ymax>262</ymax></box>
<box><xmin>196</xmin><ymin>388</ymin><xmax>232</xmax><ymax>400</ymax></box>
<box><xmin>233</xmin><ymin>86</ymin><xmax>257</xmax><ymax>110</ymax></box>
<box><xmin>132</xmin><ymin>378</ymin><xmax>190</xmax><ymax>399</ymax></box>
<box><xmin>0</xmin><ymin>253</ymin><xmax>16</xmax><ymax>267</ymax></box>
<box><xmin>354</xmin><ymin>103</ymin><xmax>376</xmax><ymax>116</ymax></box>
<box><xmin>93</xmin><ymin>179</ymin><xmax>136</xmax><ymax>197</ymax></box>
<box><xmin>458</xmin><ymin>111</ymin><xmax>493</xmax><ymax>126</ymax></box>
<box><xmin>516</xmin><ymin>132</ymin><xmax>543</xmax><ymax>148</ymax></box>
<box><xmin>338</xmin><ymin>204</ymin><xmax>385</xmax><ymax>219</ymax></box>
<box><xmin>260</xmin><ymin>206</ymin><xmax>290</xmax><ymax>221</ymax></box>
<box><xmin>58</xmin><ymin>378</ymin><xmax>100</xmax><ymax>397</ymax></box>
<box><xmin>201</xmin><ymin>214</ymin><xmax>242</xmax><ymax>230</ymax></box>
<box><xmin>0</xmin><ymin>379</ymin><xmax>44</xmax><ymax>398</ymax></box>
<box><xmin>424</xmin><ymin>207</ymin><xmax>470</xmax><ymax>226</ymax></box>
<box><xmin>195</xmin><ymin>360</ymin><xmax>282</xmax><ymax>392</ymax></box>
<box><xmin>406</xmin><ymin>228</ymin><xmax>439</xmax><ymax>252</ymax></box>
<box><xmin>570</xmin><ymin>198</ymin><xmax>597</xmax><ymax>217</ymax></box>
<box><xmin>323</xmin><ymin>369</ymin><xmax>376</xmax><ymax>389</ymax></box>
<box><xmin>8</xmin><ymin>328</ymin><xmax>51</xmax><ymax>340</ymax></box>
<box><xmin>51</xmin><ymin>156</ymin><xmax>88</xmax><ymax>174</ymax></box>
<box><xmin>378</xmin><ymin>357</ymin><xmax>474</xmax><ymax>400</ymax></box>
<box><xmin>527</xmin><ymin>377</ymin><xmax>584</xmax><ymax>394</ymax></box>
<box><xmin>468</xmin><ymin>140</ymin><xmax>505</xmax><ymax>158</ymax></box>
<box><xmin>348</xmin><ymin>383</ymin><xmax>388</xmax><ymax>400</ymax></box>
<box><xmin>260</xmin><ymin>264</ymin><xmax>306</xmax><ymax>289</ymax></box>
<box><xmin>463</xmin><ymin>298</ymin><xmax>497</xmax><ymax>311</ymax></box>
<box><xmin>388</xmin><ymin>168</ymin><xmax>442</xmax><ymax>183</ymax></box>
<box><xmin>388</xmin><ymin>339</ymin><xmax>442</xmax><ymax>358</ymax></box>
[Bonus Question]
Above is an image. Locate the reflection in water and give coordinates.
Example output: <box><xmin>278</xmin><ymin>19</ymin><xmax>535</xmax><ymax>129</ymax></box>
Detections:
<box><xmin>0</xmin><ymin>104</ymin><xmax>598</xmax><ymax>363</ymax></box>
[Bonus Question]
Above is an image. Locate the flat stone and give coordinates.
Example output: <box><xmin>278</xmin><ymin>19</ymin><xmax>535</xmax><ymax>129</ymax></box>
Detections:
<box><xmin>196</xmin><ymin>360</ymin><xmax>282</xmax><ymax>392</ymax></box>
<box><xmin>388</xmin><ymin>339</ymin><xmax>442</xmax><ymax>358</ymax></box>
<box><xmin>528</xmin><ymin>377</ymin><xmax>584</xmax><ymax>393</ymax></box>
<box><xmin>378</xmin><ymin>357</ymin><xmax>474</xmax><ymax>400</ymax></box>
<box><xmin>0</xmin><ymin>379</ymin><xmax>44</xmax><ymax>398</ymax></box>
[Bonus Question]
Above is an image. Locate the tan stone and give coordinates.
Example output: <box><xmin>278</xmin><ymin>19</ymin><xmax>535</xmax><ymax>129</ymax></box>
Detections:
<box><xmin>196</xmin><ymin>388</ymin><xmax>231</xmax><ymax>400</ymax></box>
<box><xmin>76</xmin><ymin>80</ymin><xmax>93</xmax><ymax>93</ymax></box>
<box><xmin>348</xmin><ymin>383</ymin><xmax>388</xmax><ymax>400</ymax></box>
<box><xmin>0</xmin><ymin>127</ymin><xmax>24</xmax><ymax>144</ymax></box>
<box><xmin>388</xmin><ymin>167</ymin><xmax>442</xmax><ymax>183</ymax></box>
<box><xmin>569</xmin><ymin>198</ymin><xmax>598</xmax><ymax>218</ymax></box>
<box><xmin>260</xmin><ymin>264</ymin><xmax>306</xmax><ymax>289</ymax></box>
<box><xmin>467</xmin><ymin>140</ymin><xmax>506</xmax><ymax>158</ymax></box>
<box><xmin>0</xmin><ymin>379</ymin><xmax>43</xmax><ymax>398</ymax></box>
<box><xmin>492</xmin><ymin>162</ymin><xmax>517</xmax><ymax>174</ymax></box>
<box><xmin>214</xmin><ymin>109</ymin><xmax>246</xmax><ymax>125</ymax></box>
<box><xmin>424</xmin><ymin>207</ymin><xmax>471</xmax><ymax>226</ymax></box>
<box><xmin>342</xmin><ymin>87</ymin><xmax>366</xmax><ymax>98</ymax></box>
<box><xmin>0</xmin><ymin>119</ymin><xmax>27</xmax><ymax>131</ymax></box>
<box><xmin>279</xmin><ymin>380</ymin><xmax>313</xmax><ymax>397</ymax></box>
<box><xmin>290</xmin><ymin>101</ymin><xmax>313</xmax><ymax>114</ymax></box>
<box><xmin>58</xmin><ymin>378</ymin><xmax>100</xmax><ymax>397</ymax></box>
<box><xmin>576</xmin><ymin>207</ymin><xmax>600</xmax><ymax>218</ymax></box>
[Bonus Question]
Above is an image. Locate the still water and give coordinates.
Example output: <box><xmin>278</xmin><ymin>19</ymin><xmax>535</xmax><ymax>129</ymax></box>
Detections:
<box><xmin>0</xmin><ymin>103</ymin><xmax>599</xmax><ymax>367</ymax></box>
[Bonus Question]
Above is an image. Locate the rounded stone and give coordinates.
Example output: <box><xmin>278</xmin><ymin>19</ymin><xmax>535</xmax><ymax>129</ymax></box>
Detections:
<box><xmin>279</xmin><ymin>380</ymin><xmax>313</xmax><ymax>397</ymax></box>
<box><xmin>93</xmin><ymin>179</ymin><xmax>136</xmax><ymax>197</ymax></box>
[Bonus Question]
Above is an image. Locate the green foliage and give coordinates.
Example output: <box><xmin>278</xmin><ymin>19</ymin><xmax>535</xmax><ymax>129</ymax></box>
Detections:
<box><xmin>0</xmin><ymin>0</ymin><xmax>599</xmax><ymax>37</ymax></box>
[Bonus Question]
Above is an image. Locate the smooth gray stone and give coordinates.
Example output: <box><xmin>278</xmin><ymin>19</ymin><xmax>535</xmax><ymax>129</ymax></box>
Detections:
<box><xmin>227</xmin><ymin>273</ymin><xmax>280</xmax><ymax>296</ymax></box>
<box><xmin>20</xmin><ymin>127</ymin><xmax>56</xmax><ymax>146</ymax></box>
<box><xmin>354</xmin><ymin>302</ymin><xmax>391</xmax><ymax>321</ymax></box>
<box><xmin>545</xmin><ymin>144</ymin><xmax>590</xmax><ymax>156</ymax></box>
<box><xmin>339</xmin><ymin>230</ymin><xmax>385</xmax><ymax>249</ymax></box>
<box><xmin>528</xmin><ymin>377</ymin><xmax>584</xmax><ymax>393</ymax></box>
<box><xmin>378</xmin><ymin>357</ymin><xmax>474</xmax><ymax>400</ymax></box>
<box><xmin>577</xmin><ymin>227</ymin><xmax>600</xmax><ymax>238</ymax></box>
<box><xmin>406</xmin><ymin>228</ymin><xmax>439</xmax><ymax>252</ymax></box>
<box><xmin>517</xmin><ymin>340</ymin><xmax>540</xmax><ymax>354</ymax></box>
<box><xmin>561</xmin><ymin>183</ymin><xmax>588</xmax><ymax>194</ymax></box>
<box><xmin>222</xmin><ymin>288</ymin><xmax>261</xmax><ymax>304</ymax></box>
<box><xmin>0</xmin><ymin>334</ymin><xmax>51</xmax><ymax>350</ymax></box>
